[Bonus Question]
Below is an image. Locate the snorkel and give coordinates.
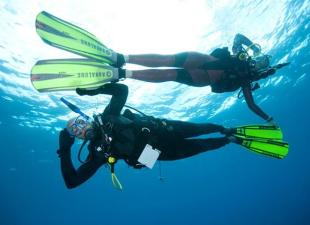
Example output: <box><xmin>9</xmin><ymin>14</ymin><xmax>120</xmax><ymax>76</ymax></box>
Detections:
<box><xmin>60</xmin><ymin>97</ymin><xmax>90</xmax><ymax>120</ymax></box>
<box><xmin>60</xmin><ymin>97</ymin><xmax>123</xmax><ymax>191</ymax></box>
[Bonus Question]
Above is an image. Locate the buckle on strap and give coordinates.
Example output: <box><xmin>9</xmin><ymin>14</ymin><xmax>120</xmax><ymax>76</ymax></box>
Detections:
<box><xmin>142</xmin><ymin>127</ymin><xmax>150</xmax><ymax>134</ymax></box>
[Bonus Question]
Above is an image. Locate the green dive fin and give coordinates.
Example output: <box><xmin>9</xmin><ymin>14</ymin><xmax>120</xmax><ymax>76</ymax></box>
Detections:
<box><xmin>36</xmin><ymin>11</ymin><xmax>117</xmax><ymax>64</ymax></box>
<box><xmin>232</xmin><ymin>124</ymin><xmax>283</xmax><ymax>140</ymax></box>
<box><xmin>31</xmin><ymin>58</ymin><xmax>119</xmax><ymax>92</ymax></box>
<box><xmin>237</xmin><ymin>137</ymin><xmax>289</xmax><ymax>159</ymax></box>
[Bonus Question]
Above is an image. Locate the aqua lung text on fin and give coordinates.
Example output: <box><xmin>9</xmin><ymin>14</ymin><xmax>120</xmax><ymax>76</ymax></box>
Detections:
<box><xmin>78</xmin><ymin>71</ymin><xmax>113</xmax><ymax>78</ymax></box>
<box><xmin>80</xmin><ymin>40</ymin><xmax>112</xmax><ymax>56</ymax></box>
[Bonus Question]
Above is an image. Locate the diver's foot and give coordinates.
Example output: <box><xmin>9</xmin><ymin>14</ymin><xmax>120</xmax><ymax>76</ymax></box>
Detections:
<box><xmin>116</xmin><ymin>53</ymin><xmax>126</xmax><ymax>67</ymax></box>
<box><xmin>227</xmin><ymin>135</ymin><xmax>238</xmax><ymax>143</ymax></box>
<box><xmin>221</xmin><ymin>127</ymin><xmax>233</xmax><ymax>136</ymax></box>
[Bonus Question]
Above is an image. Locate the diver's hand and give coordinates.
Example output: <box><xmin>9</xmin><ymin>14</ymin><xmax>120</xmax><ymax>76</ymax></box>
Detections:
<box><xmin>57</xmin><ymin>129</ymin><xmax>75</xmax><ymax>157</ymax></box>
<box><xmin>220</xmin><ymin>127</ymin><xmax>233</xmax><ymax>136</ymax></box>
<box><xmin>266</xmin><ymin>117</ymin><xmax>278</xmax><ymax>126</ymax></box>
<box><xmin>251</xmin><ymin>45</ymin><xmax>261</xmax><ymax>56</ymax></box>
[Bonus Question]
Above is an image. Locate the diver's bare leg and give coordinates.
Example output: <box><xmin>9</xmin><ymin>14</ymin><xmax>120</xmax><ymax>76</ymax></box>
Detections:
<box><xmin>127</xmin><ymin>52</ymin><xmax>217</xmax><ymax>68</ymax></box>
<box><xmin>126</xmin><ymin>68</ymin><xmax>215</xmax><ymax>87</ymax></box>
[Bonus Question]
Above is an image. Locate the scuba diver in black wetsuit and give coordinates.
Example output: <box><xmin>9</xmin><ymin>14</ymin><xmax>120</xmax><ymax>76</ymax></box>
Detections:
<box><xmin>57</xmin><ymin>83</ymin><xmax>236</xmax><ymax>189</ymax></box>
<box><xmin>116</xmin><ymin>34</ymin><xmax>289</xmax><ymax>123</ymax></box>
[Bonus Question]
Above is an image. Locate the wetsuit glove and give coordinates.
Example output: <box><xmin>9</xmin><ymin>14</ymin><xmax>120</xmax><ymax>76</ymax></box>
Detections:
<box><xmin>57</xmin><ymin>129</ymin><xmax>75</xmax><ymax>157</ymax></box>
<box><xmin>76</xmin><ymin>85</ymin><xmax>113</xmax><ymax>96</ymax></box>
<box><xmin>76</xmin><ymin>87</ymin><xmax>100</xmax><ymax>96</ymax></box>
<box><xmin>266</xmin><ymin>117</ymin><xmax>277</xmax><ymax>126</ymax></box>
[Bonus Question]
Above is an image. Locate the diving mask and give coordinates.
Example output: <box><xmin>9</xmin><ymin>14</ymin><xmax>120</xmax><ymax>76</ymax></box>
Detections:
<box><xmin>249</xmin><ymin>54</ymin><xmax>271</xmax><ymax>72</ymax></box>
<box><xmin>67</xmin><ymin>116</ymin><xmax>92</xmax><ymax>139</ymax></box>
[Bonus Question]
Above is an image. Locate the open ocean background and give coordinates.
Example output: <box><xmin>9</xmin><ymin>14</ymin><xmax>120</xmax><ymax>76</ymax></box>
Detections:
<box><xmin>0</xmin><ymin>0</ymin><xmax>309</xmax><ymax>224</ymax></box>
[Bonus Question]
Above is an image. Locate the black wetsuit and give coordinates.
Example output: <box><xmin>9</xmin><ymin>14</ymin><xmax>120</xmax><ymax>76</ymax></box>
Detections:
<box><xmin>58</xmin><ymin>83</ymin><xmax>230</xmax><ymax>189</ymax></box>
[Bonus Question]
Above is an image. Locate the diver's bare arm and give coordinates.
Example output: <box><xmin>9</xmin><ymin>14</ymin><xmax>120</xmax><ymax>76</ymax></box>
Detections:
<box><xmin>59</xmin><ymin>152</ymin><xmax>105</xmax><ymax>189</ymax></box>
<box><xmin>232</xmin><ymin>33</ymin><xmax>260</xmax><ymax>55</ymax></box>
<box><xmin>242</xmin><ymin>84</ymin><xmax>272</xmax><ymax>122</ymax></box>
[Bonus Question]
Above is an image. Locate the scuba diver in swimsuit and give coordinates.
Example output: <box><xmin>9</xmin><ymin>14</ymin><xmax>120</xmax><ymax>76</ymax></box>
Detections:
<box><xmin>115</xmin><ymin>34</ymin><xmax>289</xmax><ymax>123</ymax></box>
<box><xmin>34</xmin><ymin>12</ymin><xmax>290</xmax><ymax>122</ymax></box>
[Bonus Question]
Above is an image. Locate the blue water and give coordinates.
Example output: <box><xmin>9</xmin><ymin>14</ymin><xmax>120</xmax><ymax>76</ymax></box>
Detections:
<box><xmin>0</xmin><ymin>1</ymin><xmax>309</xmax><ymax>225</ymax></box>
